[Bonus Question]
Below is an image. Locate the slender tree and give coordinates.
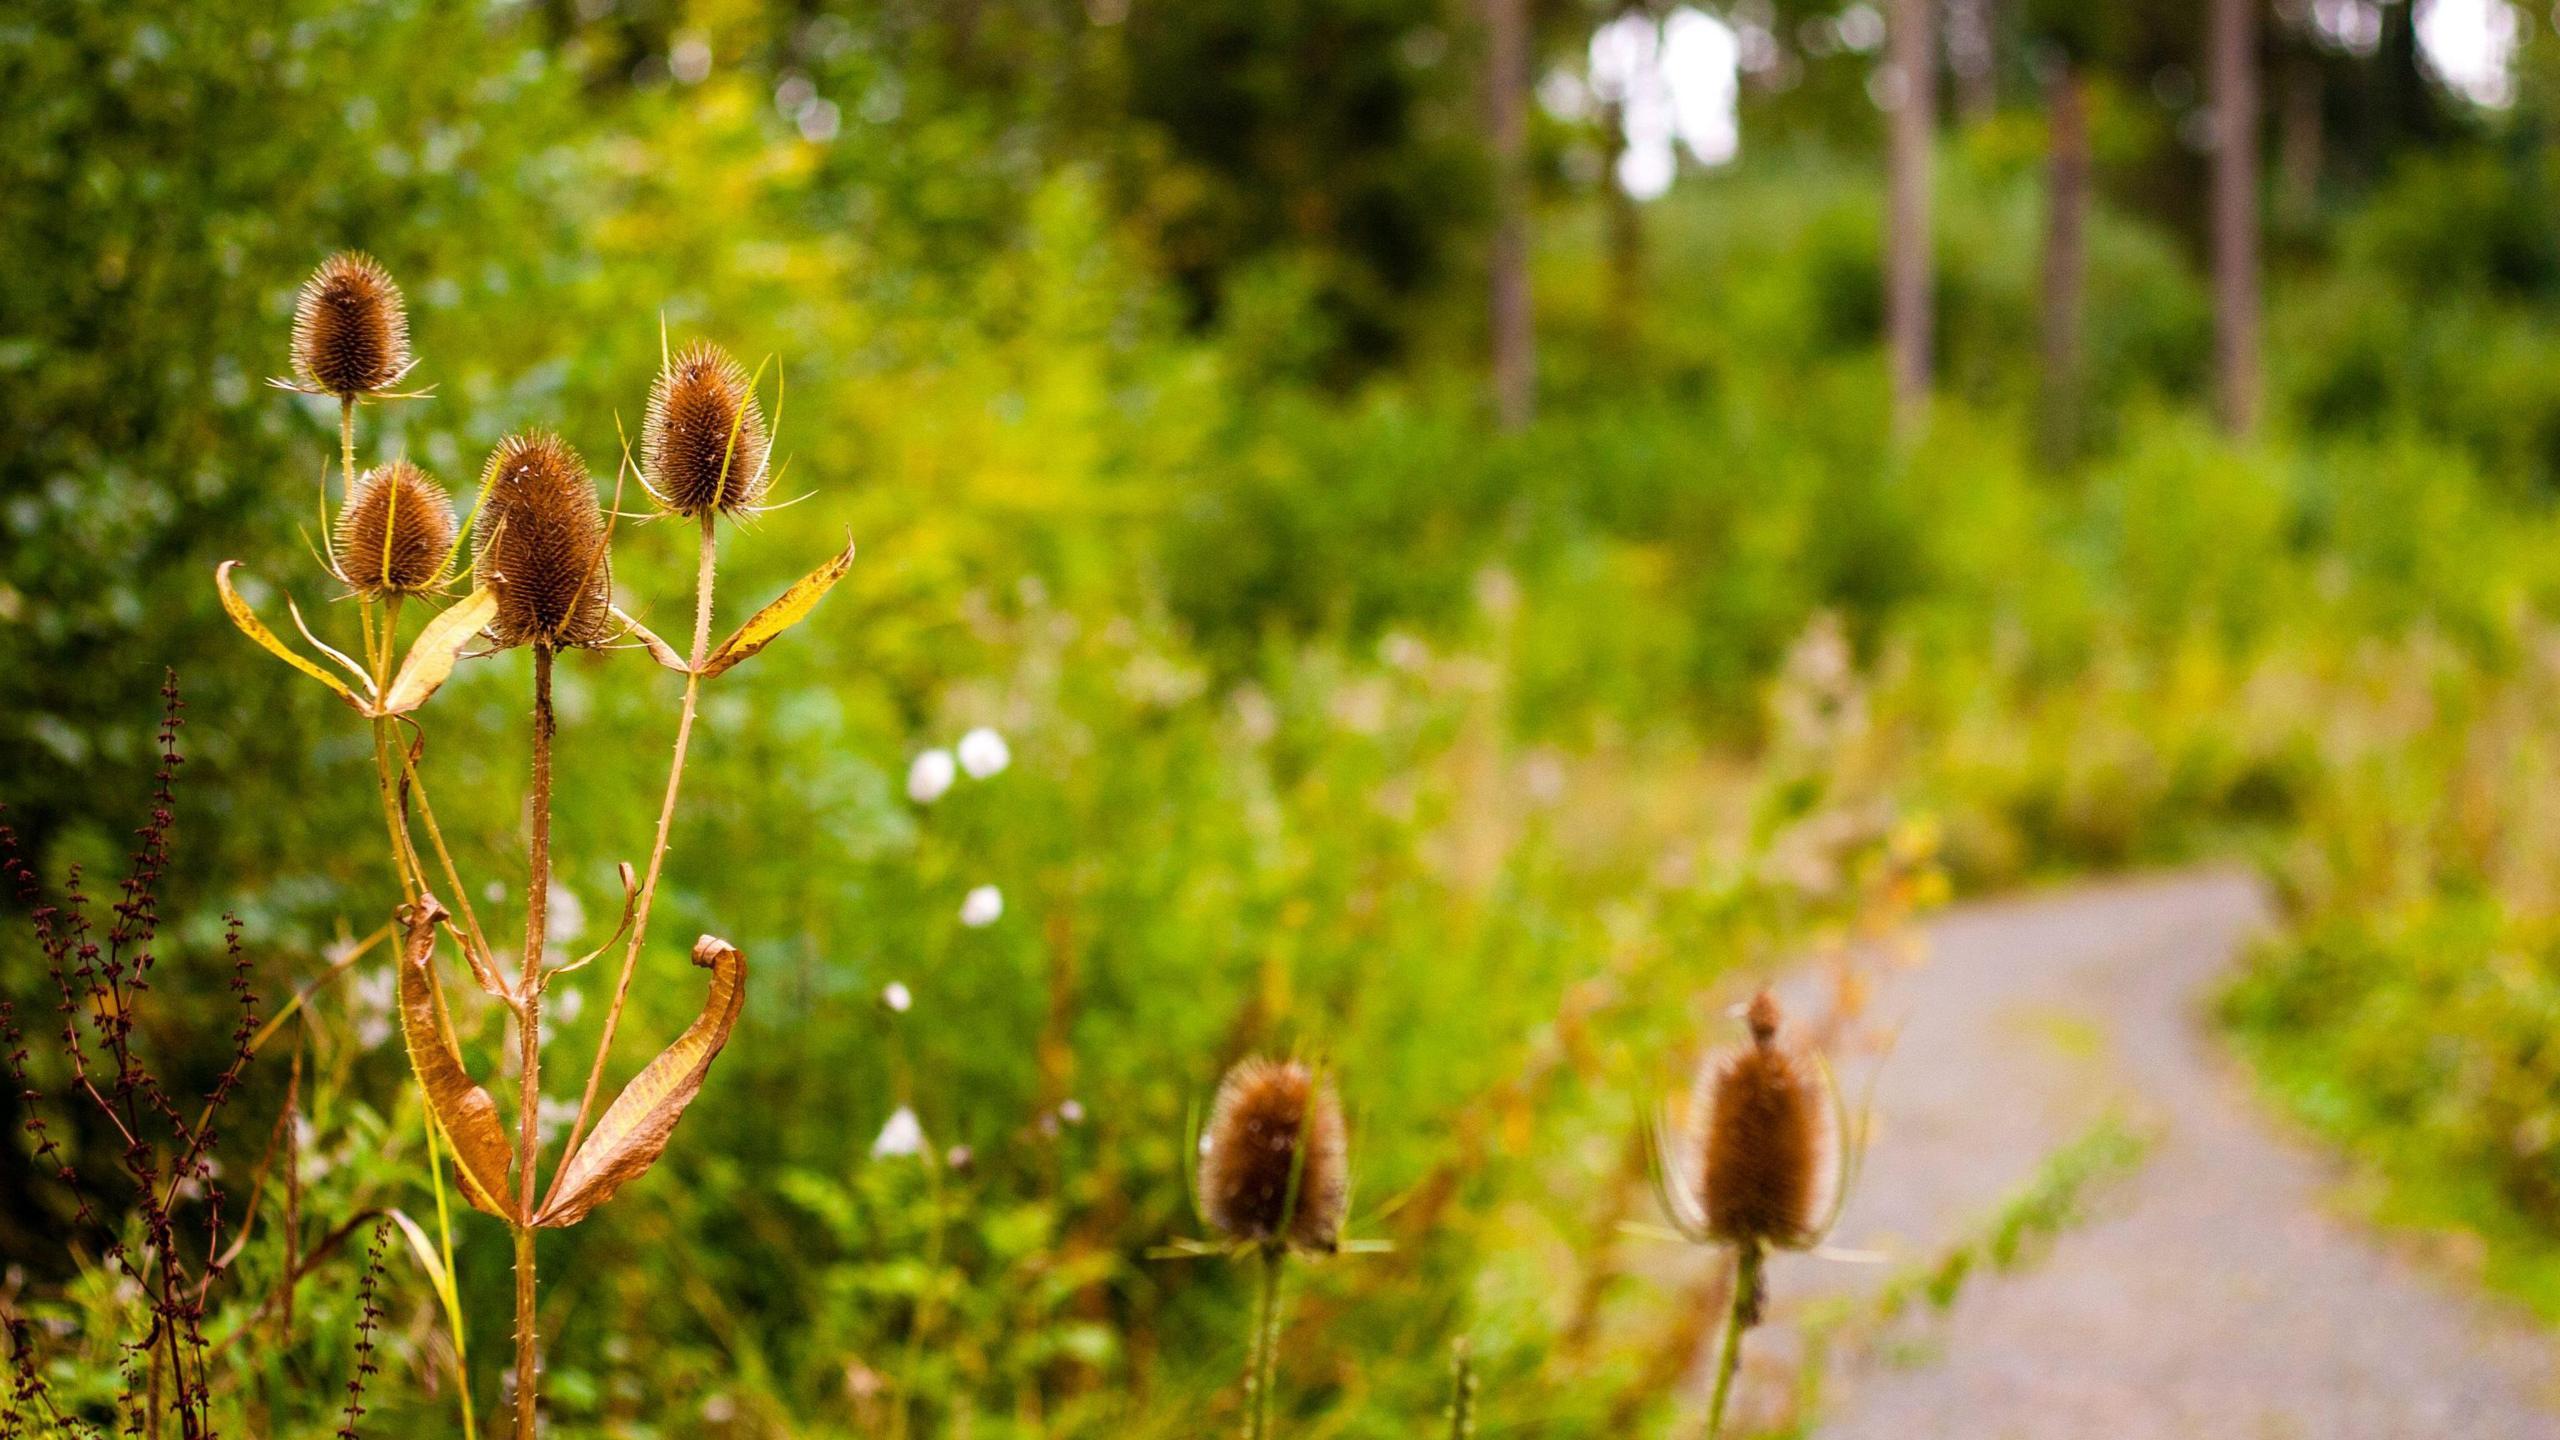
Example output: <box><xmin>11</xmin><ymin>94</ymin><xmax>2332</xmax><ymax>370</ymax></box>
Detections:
<box><xmin>2211</xmin><ymin>0</ymin><xmax>2261</xmax><ymax>435</ymax></box>
<box><xmin>1886</xmin><ymin>0</ymin><xmax>1935</xmax><ymax>436</ymax></box>
<box><xmin>1486</xmin><ymin>0</ymin><xmax>1536</xmax><ymax>430</ymax></box>
<box><xmin>2037</xmin><ymin>58</ymin><xmax>2090</xmax><ymax>466</ymax></box>
<box><xmin>1948</xmin><ymin>0</ymin><xmax>2000</xmax><ymax>124</ymax></box>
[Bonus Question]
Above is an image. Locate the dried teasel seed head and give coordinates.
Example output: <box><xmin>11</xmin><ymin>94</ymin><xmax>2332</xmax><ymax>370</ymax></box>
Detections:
<box><xmin>291</xmin><ymin>252</ymin><xmax>413</xmax><ymax>399</ymax></box>
<box><xmin>471</xmin><ymin>431</ymin><xmax>614</xmax><ymax>650</ymax></box>
<box><xmin>1199</xmin><ymin>1057</ymin><xmax>1349</xmax><ymax>1253</ymax></box>
<box><xmin>332</xmin><ymin>460</ymin><xmax>456</xmax><ymax>597</ymax></box>
<box><xmin>1673</xmin><ymin>991</ymin><xmax>1841</xmax><ymax>1250</ymax></box>
<box><xmin>643</xmin><ymin>341</ymin><xmax>769</xmax><ymax>520</ymax></box>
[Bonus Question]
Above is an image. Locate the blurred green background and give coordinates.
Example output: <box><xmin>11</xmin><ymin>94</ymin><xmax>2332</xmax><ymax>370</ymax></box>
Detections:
<box><xmin>6</xmin><ymin>0</ymin><xmax>2560</xmax><ymax>1434</ymax></box>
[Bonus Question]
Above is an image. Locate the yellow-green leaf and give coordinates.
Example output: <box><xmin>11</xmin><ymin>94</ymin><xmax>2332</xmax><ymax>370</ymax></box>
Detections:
<box><xmin>535</xmin><ymin>936</ymin><xmax>746</xmax><ymax>1227</ymax></box>
<box><xmin>214</xmin><ymin>562</ymin><xmax>365</xmax><ymax>708</ymax></box>
<box><xmin>396</xmin><ymin>897</ymin><xmax>516</xmax><ymax>1219</ymax></box>
<box><xmin>384</xmin><ymin>1207</ymin><xmax>454</xmax><ymax>1297</ymax></box>
<box><xmin>378</xmin><ymin>587</ymin><xmax>498</xmax><ymax>715</ymax></box>
<box><xmin>698</xmin><ymin>540</ymin><xmax>854</xmax><ymax>680</ymax></box>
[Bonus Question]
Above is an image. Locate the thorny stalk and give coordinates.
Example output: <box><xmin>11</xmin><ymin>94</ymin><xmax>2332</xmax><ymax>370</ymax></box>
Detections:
<box><xmin>559</xmin><ymin>511</ymin><xmax>716</xmax><ymax>1166</ymax></box>
<box><xmin>512</xmin><ymin>645</ymin><xmax>557</xmax><ymax>1440</ymax></box>
<box><xmin>342</xmin><ymin>386</ymin><xmax>477</xmax><ymax>1437</ymax></box>
<box><xmin>1244</xmin><ymin>1246</ymin><xmax>1285</xmax><ymax>1440</ymax></box>
<box><xmin>1704</xmin><ymin>1240</ymin><xmax>1764</xmax><ymax>1440</ymax></box>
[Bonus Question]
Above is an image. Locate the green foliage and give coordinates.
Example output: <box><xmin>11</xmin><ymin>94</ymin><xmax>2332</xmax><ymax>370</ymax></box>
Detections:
<box><xmin>15</xmin><ymin>1</ymin><xmax>2560</xmax><ymax>1434</ymax></box>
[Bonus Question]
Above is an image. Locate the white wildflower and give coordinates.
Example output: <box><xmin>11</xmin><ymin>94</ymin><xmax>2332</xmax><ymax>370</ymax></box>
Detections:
<box><xmin>871</xmin><ymin>1105</ymin><xmax>926</xmax><ymax>1159</ymax></box>
<box><xmin>957</xmin><ymin>726</ymin><xmax>1011</xmax><ymax>779</ymax></box>
<box><xmin>959</xmin><ymin>885</ymin><xmax>1004</xmax><ymax>928</ymax></box>
<box><xmin>908</xmin><ymin>748</ymin><xmax>957</xmax><ymax>804</ymax></box>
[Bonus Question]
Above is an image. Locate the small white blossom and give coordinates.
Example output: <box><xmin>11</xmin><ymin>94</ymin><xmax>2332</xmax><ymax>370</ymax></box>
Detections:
<box><xmin>871</xmin><ymin>1105</ymin><xmax>926</xmax><ymax>1159</ymax></box>
<box><xmin>959</xmin><ymin>884</ymin><xmax>1004</xmax><ymax>928</ymax></box>
<box><xmin>882</xmin><ymin>981</ymin><xmax>912</xmax><ymax>1013</ymax></box>
<box><xmin>545</xmin><ymin>880</ymin><xmax>587</xmax><ymax>946</ymax></box>
<box><xmin>908</xmin><ymin>748</ymin><xmax>957</xmax><ymax>804</ymax></box>
<box><xmin>1057</xmin><ymin>1098</ymin><xmax>1085</xmax><ymax>1125</ymax></box>
<box><xmin>957</xmin><ymin>726</ymin><xmax>1011</xmax><ymax>779</ymax></box>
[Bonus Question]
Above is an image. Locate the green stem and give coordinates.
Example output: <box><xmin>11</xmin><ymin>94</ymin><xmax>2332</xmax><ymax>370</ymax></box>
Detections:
<box><xmin>422</xmin><ymin>1109</ymin><xmax>478</xmax><ymax>1440</ymax></box>
<box><xmin>1704</xmin><ymin>1240</ymin><xmax>1763</xmax><ymax>1440</ymax></box>
<box><xmin>339</xmin><ymin>396</ymin><xmax>357</xmax><ymax>497</ymax></box>
<box><xmin>1244</xmin><ymin>1246</ymin><xmax>1285</xmax><ymax>1440</ymax></box>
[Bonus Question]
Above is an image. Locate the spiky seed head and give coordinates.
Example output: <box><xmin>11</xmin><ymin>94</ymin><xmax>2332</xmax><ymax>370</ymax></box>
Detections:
<box><xmin>291</xmin><ymin>252</ymin><xmax>412</xmax><ymax>398</ymax></box>
<box><xmin>471</xmin><ymin>432</ymin><xmax>614</xmax><ymax>650</ymax></box>
<box><xmin>643</xmin><ymin>341</ymin><xmax>768</xmax><ymax>519</ymax></box>
<box><xmin>1200</xmin><ymin>1057</ymin><xmax>1349</xmax><ymax>1253</ymax></box>
<box><xmin>1682</xmin><ymin>991</ymin><xmax>1840</xmax><ymax>1250</ymax></box>
<box><xmin>332</xmin><ymin>460</ymin><xmax>456</xmax><ymax>597</ymax></box>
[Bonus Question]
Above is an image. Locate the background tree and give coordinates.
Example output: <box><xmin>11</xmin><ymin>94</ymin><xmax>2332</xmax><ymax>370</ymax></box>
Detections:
<box><xmin>2213</xmin><ymin>0</ymin><xmax>2262</xmax><ymax>435</ymax></box>
<box><xmin>1886</xmin><ymin>0</ymin><xmax>1935</xmax><ymax>433</ymax></box>
<box><xmin>1486</xmin><ymin>0</ymin><xmax>1537</xmax><ymax>428</ymax></box>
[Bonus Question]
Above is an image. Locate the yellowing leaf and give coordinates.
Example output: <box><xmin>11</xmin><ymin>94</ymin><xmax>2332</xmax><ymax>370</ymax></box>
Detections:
<box><xmin>698</xmin><ymin>540</ymin><xmax>854</xmax><ymax>680</ymax></box>
<box><xmin>379</xmin><ymin>587</ymin><xmax>498</xmax><ymax>715</ymax></box>
<box><xmin>384</xmin><ymin>1208</ymin><xmax>454</xmax><ymax>1296</ymax></box>
<box><xmin>396</xmin><ymin>897</ymin><xmax>516</xmax><ymax>1219</ymax></box>
<box><xmin>535</xmin><ymin>936</ymin><xmax>746</xmax><ymax>1227</ymax></box>
<box><xmin>214</xmin><ymin>562</ymin><xmax>366</xmax><ymax>708</ymax></box>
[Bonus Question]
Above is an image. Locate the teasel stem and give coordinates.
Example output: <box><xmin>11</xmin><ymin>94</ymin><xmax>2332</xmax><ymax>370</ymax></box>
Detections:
<box><xmin>1703</xmin><ymin>1239</ymin><xmax>1763</xmax><ymax>1440</ymax></box>
<box><xmin>558</xmin><ymin>511</ymin><xmax>716</xmax><ymax>1167</ymax></box>
<box><xmin>1444</xmin><ymin>1338</ymin><xmax>1477</xmax><ymax>1440</ymax></box>
<box><xmin>395</xmin><ymin>743</ymin><xmax>496</xmax><ymax>974</ymax></box>
<box><xmin>368</xmin><ymin>597</ymin><xmax>423</xmax><ymax>905</ymax></box>
<box><xmin>340</xmin><ymin>397</ymin><xmax>358</xmax><ymax>507</ymax></box>
<box><xmin>511</xmin><ymin>644</ymin><xmax>556</xmax><ymax>1440</ymax></box>
<box><xmin>1244</xmin><ymin>1244</ymin><xmax>1285</xmax><ymax>1440</ymax></box>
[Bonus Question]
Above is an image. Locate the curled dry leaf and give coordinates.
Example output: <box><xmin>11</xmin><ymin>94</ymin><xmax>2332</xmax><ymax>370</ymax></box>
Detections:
<box><xmin>396</xmin><ymin>896</ymin><xmax>516</xmax><ymax>1219</ymax></box>
<box><xmin>536</xmin><ymin>935</ymin><xmax>747</xmax><ymax>1227</ymax></box>
<box><xmin>378</xmin><ymin>586</ymin><xmax>500</xmax><ymax>715</ymax></box>
<box><xmin>697</xmin><ymin>539</ymin><xmax>854</xmax><ymax>680</ymax></box>
<box><xmin>215</xmin><ymin>561</ymin><xmax>367</xmax><ymax>709</ymax></box>
<box><xmin>610</xmin><ymin>605</ymin><xmax>692</xmax><ymax>674</ymax></box>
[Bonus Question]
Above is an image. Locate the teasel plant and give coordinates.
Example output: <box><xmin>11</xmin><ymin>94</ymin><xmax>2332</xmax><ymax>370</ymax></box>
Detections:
<box><xmin>218</xmin><ymin>252</ymin><xmax>856</xmax><ymax>1437</ymax></box>
<box><xmin>1645</xmin><ymin>992</ymin><xmax>1868</xmax><ymax>1440</ymax></box>
<box><xmin>1155</xmin><ymin>1057</ymin><xmax>1386</xmax><ymax>1440</ymax></box>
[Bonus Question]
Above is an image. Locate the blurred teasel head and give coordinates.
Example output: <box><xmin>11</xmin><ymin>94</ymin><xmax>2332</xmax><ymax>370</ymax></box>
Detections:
<box><xmin>1656</xmin><ymin>991</ymin><xmax>1845</xmax><ymax>1251</ymax></box>
<box><xmin>290</xmin><ymin>252</ymin><xmax>413</xmax><ymax>399</ymax></box>
<box><xmin>331</xmin><ymin>459</ymin><xmax>456</xmax><ymax>597</ymax></box>
<box><xmin>643</xmin><ymin>340</ymin><xmax>768</xmax><ymax>520</ymax></box>
<box><xmin>1199</xmin><ymin>1057</ymin><xmax>1348</xmax><ymax>1254</ymax></box>
<box><xmin>472</xmin><ymin>431</ymin><xmax>615</xmax><ymax>650</ymax></box>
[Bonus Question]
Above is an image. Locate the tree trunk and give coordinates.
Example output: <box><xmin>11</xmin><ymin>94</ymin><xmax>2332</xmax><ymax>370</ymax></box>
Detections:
<box><xmin>1948</xmin><ymin>0</ymin><xmax>1998</xmax><ymax>124</ymax></box>
<box><xmin>2211</xmin><ymin>0</ymin><xmax>2262</xmax><ymax>436</ymax></box>
<box><xmin>2038</xmin><ymin>62</ymin><xmax>2089</xmax><ymax>468</ymax></box>
<box><xmin>1886</xmin><ymin>0</ymin><xmax>1935</xmax><ymax>437</ymax></box>
<box><xmin>1601</xmin><ymin>96</ymin><xmax>1644</xmax><ymax>355</ymax></box>
<box><xmin>2278</xmin><ymin>50</ymin><xmax>2321</xmax><ymax>229</ymax></box>
<box><xmin>1485</xmin><ymin>0</ymin><xmax>1535</xmax><ymax>431</ymax></box>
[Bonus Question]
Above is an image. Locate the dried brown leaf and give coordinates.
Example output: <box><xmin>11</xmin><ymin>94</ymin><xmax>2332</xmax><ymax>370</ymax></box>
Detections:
<box><xmin>610</xmin><ymin>605</ymin><xmax>692</xmax><ymax>674</ymax></box>
<box><xmin>535</xmin><ymin>936</ymin><xmax>746</xmax><ymax>1227</ymax></box>
<box><xmin>396</xmin><ymin>897</ymin><xmax>516</xmax><ymax>1219</ymax></box>
<box><xmin>697</xmin><ymin>539</ymin><xmax>854</xmax><ymax>680</ymax></box>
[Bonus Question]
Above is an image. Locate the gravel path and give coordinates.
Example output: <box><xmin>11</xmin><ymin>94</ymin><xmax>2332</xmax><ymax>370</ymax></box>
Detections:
<box><xmin>1738</xmin><ymin>869</ymin><xmax>2560</xmax><ymax>1439</ymax></box>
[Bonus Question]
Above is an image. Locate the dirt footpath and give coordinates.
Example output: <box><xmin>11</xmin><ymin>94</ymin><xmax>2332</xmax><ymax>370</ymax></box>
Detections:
<box><xmin>1750</xmin><ymin>870</ymin><xmax>2560</xmax><ymax>1439</ymax></box>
